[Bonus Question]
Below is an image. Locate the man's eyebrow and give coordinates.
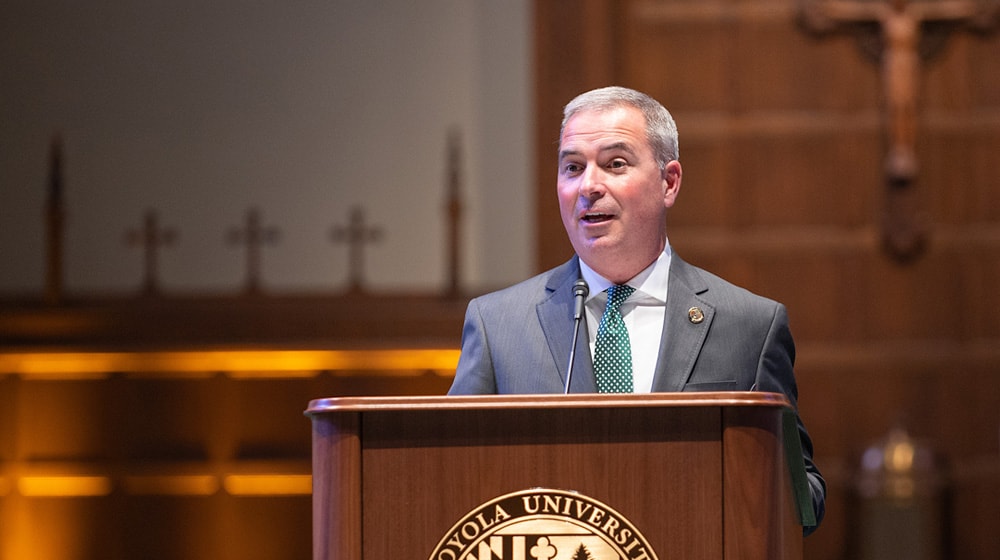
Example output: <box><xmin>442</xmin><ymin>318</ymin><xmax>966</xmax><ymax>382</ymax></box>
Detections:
<box><xmin>558</xmin><ymin>142</ymin><xmax>637</xmax><ymax>162</ymax></box>
<box><xmin>600</xmin><ymin>141</ymin><xmax>637</xmax><ymax>156</ymax></box>
<box><xmin>558</xmin><ymin>148</ymin><xmax>581</xmax><ymax>162</ymax></box>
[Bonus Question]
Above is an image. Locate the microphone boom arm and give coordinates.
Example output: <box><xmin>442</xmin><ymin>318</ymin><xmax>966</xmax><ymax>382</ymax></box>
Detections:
<box><xmin>564</xmin><ymin>279</ymin><xmax>589</xmax><ymax>394</ymax></box>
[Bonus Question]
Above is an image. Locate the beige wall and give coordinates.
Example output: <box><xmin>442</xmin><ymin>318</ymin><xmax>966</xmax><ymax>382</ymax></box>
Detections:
<box><xmin>0</xmin><ymin>1</ymin><xmax>533</xmax><ymax>296</ymax></box>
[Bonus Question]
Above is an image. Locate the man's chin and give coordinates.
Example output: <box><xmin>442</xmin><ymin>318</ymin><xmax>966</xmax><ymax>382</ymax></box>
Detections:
<box><xmin>573</xmin><ymin>238</ymin><xmax>620</xmax><ymax>262</ymax></box>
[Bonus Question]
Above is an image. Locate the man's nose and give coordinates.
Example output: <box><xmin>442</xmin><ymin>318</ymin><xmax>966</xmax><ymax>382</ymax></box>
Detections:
<box><xmin>578</xmin><ymin>165</ymin><xmax>605</xmax><ymax>197</ymax></box>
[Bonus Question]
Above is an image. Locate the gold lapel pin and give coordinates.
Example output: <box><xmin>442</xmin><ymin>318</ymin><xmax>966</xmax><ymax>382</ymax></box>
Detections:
<box><xmin>688</xmin><ymin>306</ymin><xmax>705</xmax><ymax>324</ymax></box>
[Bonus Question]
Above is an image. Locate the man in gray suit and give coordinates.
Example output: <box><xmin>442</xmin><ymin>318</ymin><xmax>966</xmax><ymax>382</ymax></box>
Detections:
<box><xmin>449</xmin><ymin>86</ymin><xmax>825</xmax><ymax>533</ymax></box>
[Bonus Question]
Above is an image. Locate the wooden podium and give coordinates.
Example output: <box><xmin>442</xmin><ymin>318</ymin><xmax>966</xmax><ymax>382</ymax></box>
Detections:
<box><xmin>306</xmin><ymin>392</ymin><xmax>807</xmax><ymax>560</ymax></box>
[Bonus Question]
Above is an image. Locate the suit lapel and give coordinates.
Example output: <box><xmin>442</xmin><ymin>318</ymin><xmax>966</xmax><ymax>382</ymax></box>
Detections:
<box><xmin>536</xmin><ymin>257</ymin><xmax>597</xmax><ymax>393</ymax></box>
<box><xmin>652</xmin><ymin>255</ymin><xmax>715</xmax><ymax>393</ymax></box>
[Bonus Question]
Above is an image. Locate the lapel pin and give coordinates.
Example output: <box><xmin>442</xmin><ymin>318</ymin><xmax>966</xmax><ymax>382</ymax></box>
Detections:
<box><xmin>688</xmin><ymin>306</ymin><xmax>705</xmax><ymax>324</ymax></box>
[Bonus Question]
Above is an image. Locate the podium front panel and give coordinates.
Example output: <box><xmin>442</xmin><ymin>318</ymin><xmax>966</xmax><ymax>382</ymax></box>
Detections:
<box><xmin>308</xmin><ymin>393</ymin><xmax>800</xmax><ymax>560</ymax></box>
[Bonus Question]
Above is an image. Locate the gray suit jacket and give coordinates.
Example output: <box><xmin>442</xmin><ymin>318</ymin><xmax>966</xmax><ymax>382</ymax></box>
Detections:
<box><xmin>449</xmin><ymin>254</ymin><xmax>826</xmax><ymax>532</ymax></box>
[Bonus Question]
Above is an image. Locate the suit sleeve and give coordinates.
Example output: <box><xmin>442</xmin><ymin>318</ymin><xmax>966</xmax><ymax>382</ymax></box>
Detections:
<box><xmin>448</xmin><ymin>298</ymin><xmax>499</xmax><ymax>395</ymax></box>
<box><xmin>756</xmin><ymin>303</ymin><xmax>827</xmax><ymax>535</ymax></box>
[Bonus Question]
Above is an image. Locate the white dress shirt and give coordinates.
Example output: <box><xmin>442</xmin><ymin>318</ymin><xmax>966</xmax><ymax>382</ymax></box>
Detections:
<box><xmin>578</xmin><ymin>243</ymin><xmax>672</xmax><ymax>393</ymax></box>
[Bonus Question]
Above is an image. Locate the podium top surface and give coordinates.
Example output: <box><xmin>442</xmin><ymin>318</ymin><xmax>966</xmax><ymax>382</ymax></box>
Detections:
<box><xmin>305</xmin><ymin>391</ymin><xmax>791</xmax><ymax>416</ymax></box>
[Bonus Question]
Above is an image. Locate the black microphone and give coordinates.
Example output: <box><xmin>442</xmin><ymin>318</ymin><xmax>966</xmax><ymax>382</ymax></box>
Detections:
<box><xmin>564</xmin><ymin>279</ymin><xmax>589</xmax><ymax>394</ymax></box>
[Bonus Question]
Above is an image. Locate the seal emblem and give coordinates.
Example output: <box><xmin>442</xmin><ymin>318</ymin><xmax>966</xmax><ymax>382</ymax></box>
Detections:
<box><xmin>429</xmin><ymin>488</ymin><xmax>659</xmax><ymax>560</ymax></box>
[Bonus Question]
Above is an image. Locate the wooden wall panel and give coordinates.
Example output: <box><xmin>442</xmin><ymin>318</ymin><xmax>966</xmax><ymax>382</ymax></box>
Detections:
<box><xmin>0</xmin><ymin>377</ymin><xmax>13</xmax><ymax>464</ymax></box>
<box><xmin>665</xmin><ymin>123</ymin><xmax>883</xmax><ymax>229</ymax></box>
<box><xmin>924</xmin><ymin>33</ymin><xmax>1000</xmax><ymax>108</ymax></box>
<box><xmin>623</xmin><ymin>4</ymin><xmax>881</xmax><ymax>113</ymax></box>
<box><xmin>926</xmin><ymin>130</ymin><xmax>1000</xmax><ymax>223</ymax></box>
<box><xmin>534</xmin><ymin>1</ymin><xmax>1000</xmax><ymax>558</ymax></box>
<box><xmin>621</xmin><ymin>18</ymin><xmax>737</xmax><ymax>111</ymax></box>
<box><xmin>120</xmin><ymin>378</ymin><xmax>213</xmax><ymax>461</ymax></box>
<box><xmin>0</xmin><ymin>352</ymin><xmax>455</xmax><ymax>560</ymax></box>
<box><xmin>120</xmin><ymin>497</ymin><xmax>221</xmax><ymax>560</ymax></box>
<box><xmin>796</xmin><ymin>362</ymin><xmax>1000</xmax><ymax>559</ymax></box>
<box><xmin>18</xmin><ymin>381</ymin><xmax>112</xmax><ymax>461</ymax></box>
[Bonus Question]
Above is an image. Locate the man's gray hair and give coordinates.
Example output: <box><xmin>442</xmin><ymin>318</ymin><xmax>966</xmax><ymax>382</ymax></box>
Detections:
<box><xmin>561</xmin><ymin>86</ymin><xmax>679</xmax><ymax>168</ymax></box>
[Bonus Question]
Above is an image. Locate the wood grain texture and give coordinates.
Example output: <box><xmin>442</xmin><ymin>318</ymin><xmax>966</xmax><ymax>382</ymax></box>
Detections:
<box><xmin>532</xmin><ymin>3</ymin><xmax>1000</xmax><ymax>557</ymax></box>
<box><xmin>309</xmin><ymin>394</ymin><xmax>802</xmax><ymax>560</ymax></box>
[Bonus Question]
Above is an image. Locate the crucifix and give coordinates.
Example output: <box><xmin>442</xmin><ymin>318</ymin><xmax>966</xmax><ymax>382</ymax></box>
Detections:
<box><xmin>227</xmin><ymin>207</ymin><xmax>280</xmax><ymax>295</ymax></box>
<box><xmin>126</xmin><ymin>209</ymin><xmax>177</xmax><ymax>296</ymax></box>
<box><xmin>330</xmin><ymin>206</ymin><xmax>383</xmax><ymax>294</ymax></box>
<box><xmin>800</xmin><ymin>0</ymin><xmax>999</xmax><ymax>260</ymax></box>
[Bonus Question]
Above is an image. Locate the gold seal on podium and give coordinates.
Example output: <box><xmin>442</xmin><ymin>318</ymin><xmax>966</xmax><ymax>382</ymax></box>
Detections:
<box><xmin>429</xmin><ymin>488</ymin><xmax>659</xmax><ymax>560</ymax></box>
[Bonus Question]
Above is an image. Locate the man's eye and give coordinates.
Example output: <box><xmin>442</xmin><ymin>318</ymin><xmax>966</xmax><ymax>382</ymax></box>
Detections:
<box><xmin>563</xmin><ymin>163</ymin><xmax>582</xmax><ymax>174</ymax></box>
<box><xmin>608</xmin><ymin>159</ymin><xmax>627</xmax><ymax>170</ymax></box>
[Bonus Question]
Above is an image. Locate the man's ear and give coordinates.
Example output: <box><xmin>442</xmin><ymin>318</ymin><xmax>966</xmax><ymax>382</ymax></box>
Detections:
<box><xmin>663</xmin><ymin>160</ymin><xmax>682</xmax><ymax>208</ymax></box>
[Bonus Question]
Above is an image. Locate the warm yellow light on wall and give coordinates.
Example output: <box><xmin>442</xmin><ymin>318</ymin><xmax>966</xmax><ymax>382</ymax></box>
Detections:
<box><xmin>223</xmin><ymin>474</ymin><xmax>312</xmax><ymax>496</ymax></box>
<box><xmin>226</xmin><ymin>369</ymin><xmax>319</xmax><ymax>380</ymax></box>
<box><xmin>18</xmin><ymin>476</ymin><xmax>113</xmax><ymax>497</ymax></box>
<box><xmin>5</xmin><ymin>352</ymin><xmax>114</xmax><ymax>379</ymax></box>
<box><xmin>0</xmin><ymin>476</ymin><xmax>9</xmax><ymax>496</ymax></box>
<box><xmin>0</xmin><ymin>352</ymin><xmax>120</xmax><ymax>380</ymax></box>
<box><xmin>123</xmin><ymin>475</ymin><xmax>219</xmax><ymax>496</ymax></box>
<box><xmin>0</xmin><ymin>348</ymin><xmax>460</xmax><ymax>379</ymax></box>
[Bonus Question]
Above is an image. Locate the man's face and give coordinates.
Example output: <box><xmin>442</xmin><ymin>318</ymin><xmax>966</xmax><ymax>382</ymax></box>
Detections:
<box><xmin>557</xmin><ymin>106</ymin><xmax>681</xmax><ymax>282</ymax></box>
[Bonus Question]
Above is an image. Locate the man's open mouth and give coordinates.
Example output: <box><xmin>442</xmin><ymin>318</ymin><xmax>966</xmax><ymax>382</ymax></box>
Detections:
<box><xmin>582</xmin><ymin>212</ymin><xmax>613</xmax><ymax>223</ymax></box>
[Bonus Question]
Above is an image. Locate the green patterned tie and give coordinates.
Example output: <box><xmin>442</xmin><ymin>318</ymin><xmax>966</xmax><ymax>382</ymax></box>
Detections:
<box><xmin>594</xmin><ymin>284</ymin><xmax>635</xmax><ymax>393</ymax></box>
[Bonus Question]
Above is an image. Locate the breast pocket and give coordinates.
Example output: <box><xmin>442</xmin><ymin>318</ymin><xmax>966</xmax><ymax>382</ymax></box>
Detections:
<box><xmin>683</xmin><ymin>380</ymin><xmax>739</xmax><ymax>392</ymax></box>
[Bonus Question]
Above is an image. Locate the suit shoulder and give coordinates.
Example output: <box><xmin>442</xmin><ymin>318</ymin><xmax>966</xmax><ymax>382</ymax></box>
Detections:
<box><xmin>468</xmin><ymin>260</ymin><xmax>575</xmax><ymax>307</ymax></box>
<box><xmin>683</xmin><ymin>262</ymin><xmax>783</xmax><ymax>314</ymax></box>
<box><xmin>470</xmin><ymin>270</ymin><xmax>551</xmax><ymax>305</ymax></box>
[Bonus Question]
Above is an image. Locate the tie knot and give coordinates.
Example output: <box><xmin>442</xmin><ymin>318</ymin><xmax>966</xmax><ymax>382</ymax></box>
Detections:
<box><xmin>606</xmin><ymin>284</ymin><xmax>634</xmax><ymax>310</ymax></box>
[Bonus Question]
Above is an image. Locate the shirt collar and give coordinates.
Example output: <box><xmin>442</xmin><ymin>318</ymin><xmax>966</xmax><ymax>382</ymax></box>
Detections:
<box><xmin>578</xmin><ymin>241</ymin><xmax>672</xmax><ymax>303</ymax></box>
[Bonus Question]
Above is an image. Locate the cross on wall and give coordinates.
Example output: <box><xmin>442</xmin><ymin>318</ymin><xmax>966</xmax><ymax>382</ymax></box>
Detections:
<box><xmin>799</xmin><ymin>0</ymin><xmax>1000</xmax><ymax>261</ymax></box>
<box><xmin>125</xmin><ymin>209</ymin><xmax>177</xmax><ymax>296</ymax></box>
<box><xmin>37</xmin><ymin>129</ymin><xmax>468</xmax><ymax>298</ymax></box>
<box><xmin>330</xmin><ymin>206</ymin><xmax>383</xmax><ymax>294</ymax></box>
<box><xmin>227</xmin><ymin>207</ymin><xmax>280</xmax><ymax>295</ymax></box>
